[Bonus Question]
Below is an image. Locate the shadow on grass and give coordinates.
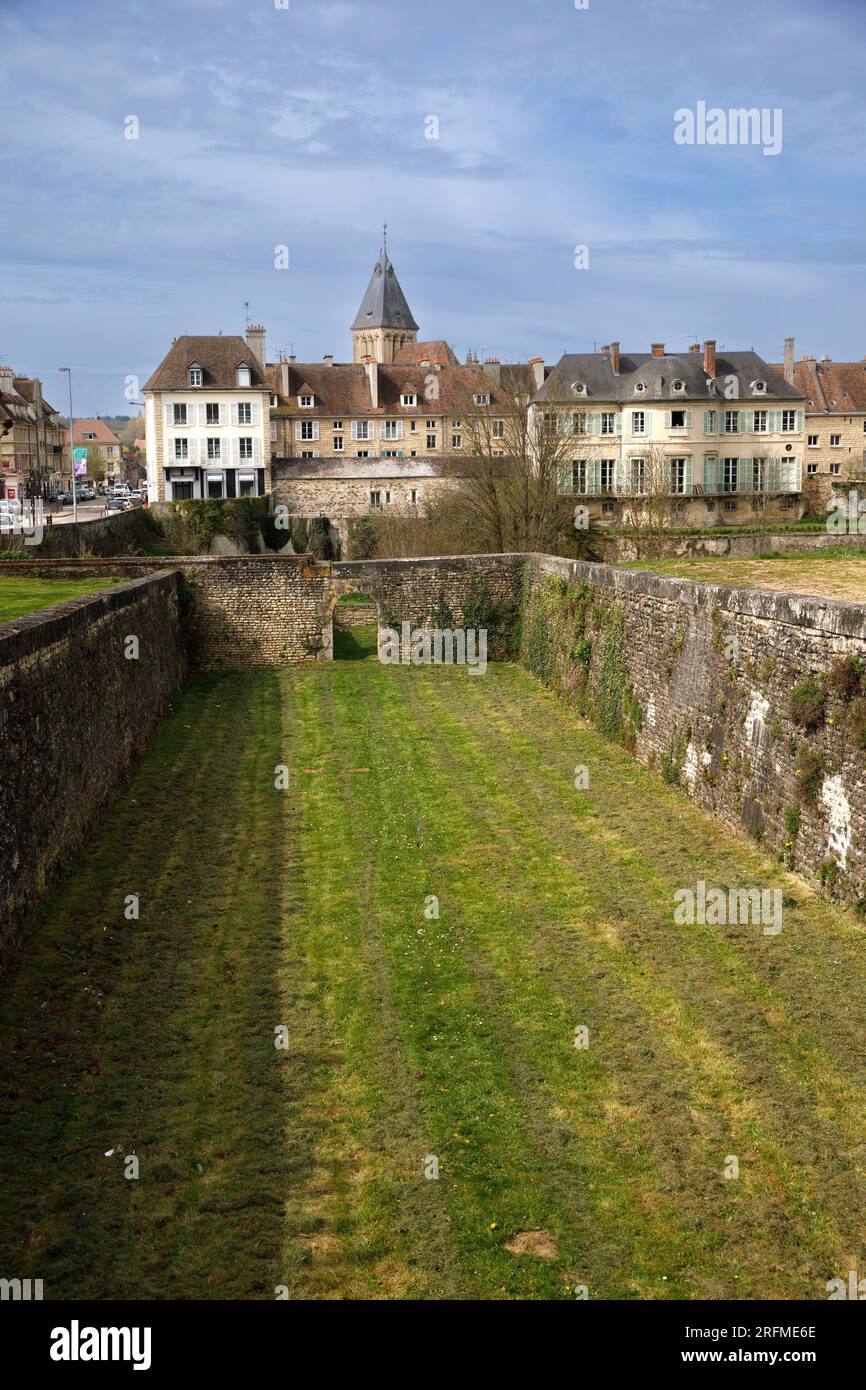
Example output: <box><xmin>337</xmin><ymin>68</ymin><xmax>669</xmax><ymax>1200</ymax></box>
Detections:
<box><xmin>334</xmin><ymin>623</ymin><xmax>379</xmax><ymax>661</ymax></box>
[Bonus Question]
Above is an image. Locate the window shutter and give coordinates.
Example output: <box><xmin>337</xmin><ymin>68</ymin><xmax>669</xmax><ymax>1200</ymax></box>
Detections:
<box><xmin>187</xmin><ymin>437</ymin><xmax>196</xmax><ymax>465</ymax></box>
<box><xmin>644</xmin><ymin>411</ymin><xmax>653</xmax><ymax>438</ymax></box>
<box><xmin>685</xmin><ymin>410</ymin><xmax>693</xmax><ymax>428</ymax></box>
<box><xmin>251</xmin><ymin>401</ymin><xmax>261</xmax><ymax>427</ymax></box>
<box><xmin>295</xmin><ymin>423</ymin><xmax>302</xmax><ymax>442</ymax></box>
<box><xmin>614</xmin><ymin>413</ymin><xmax>622</xmax><ymax>435</ymax></box>
<box><xmin>768</xmin><ymin>410</ymin><xmax>779</xmax><ymax>433</ymax></box>
<box><xmin>738</xmin><ymin>457</ymin><xmax>751</xmax><ymax>493</ymax></box>
<box><xmin>740</xmin><ymin>410</ymin><xmax>752</xmax><ymax>433</ymax></box>
<box><xmin>230</xmin><ymin>403</ymin><xmax>238</xmax><ymax>426</ymax></box>
<box><xmin>684</xmin><ymin>456</ymin><xmax>693</xmax><ymax>493</ymax></box>
<box><xmin>586</xmin><ymin>458</ymin><xmax>600</xmax><ymax>495</ymax></box>
<box><xmin>702</xmin><ymin>455</ymin><xmax>715</xmax><ymax>493</ymax></box>
<box><xmin>217</xmin><ymin>403</ymin><xmax>224</xmax><ymax>426</ymax></box>
<box><xmin>588</xmin><ymin>412</ymin><xmax>600</xmax><ymax>436</ymax></box>
<box><xmin>665</xmin><ymin>411</ymin><xmax>672</xmax><ymax>428</ymax></box>
<box><xmin>796</xmin><ymin>410</ymin><xmax>804</xmax><ymax>431</ymax></box>
<box><xmin>313</xmin><ymin>421</ymin><xmax>320</xmax><ymax>441</ymax></box>
<box><xmin>164</xmin><ymin>404</ymin><xmax>172</xmax><ymax>428</ymax></box>
<box><xmin>704</xmin><ymin>410</ymin><xmax>714</xmax><ymax>434</ymax></box>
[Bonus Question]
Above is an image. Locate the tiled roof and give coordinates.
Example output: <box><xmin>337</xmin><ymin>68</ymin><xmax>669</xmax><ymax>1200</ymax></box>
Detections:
<box><xmin>267</xmin><ymin>362</ymin><xmax>520</xmax><ymax>416</ymax></box>
<box><xmin>537</xmin><ymin>350</ymin><xmax>802</xmax><ymax>404</ymax></box>
<box><xmin>70</xmin><ymin>418</ymin><xmax>121</xmax><ymax>445</ymax></box>
<box><xmin>143</xmin><ymin>336</ymin><xmax>269</xmax><ymax>392</ymax></box>
<box><xmin>769</xmin><ymin>359</ymin><xmax>866</xmax><ymax>413</ymax></box>
<box><xmin>394</xmin><ymin>340</ymin><xmax>458</xmax><ymax>366</ymax></box>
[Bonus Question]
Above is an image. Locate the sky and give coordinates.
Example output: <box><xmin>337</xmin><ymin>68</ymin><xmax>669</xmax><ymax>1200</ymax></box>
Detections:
<box><xmin>1</xmin><ymin>0</ymin><xmax>865</xmax><ymax>415</ymax></box>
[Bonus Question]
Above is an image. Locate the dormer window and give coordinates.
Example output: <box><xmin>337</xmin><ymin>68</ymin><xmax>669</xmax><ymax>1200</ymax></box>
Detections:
<box><xmin>298</xmin><ymin>394</ymin><xmax>313</xmax><ymax>407</ymax></box>
<box><xmin>188</xmin><ymin>365</ymin><xmax>202</xmax><ymax>388</ymax></box>
<box><xmin>672</xmin><ymin>380</ymin><xmax>685</xmax><ymax>393</ymax></box>
<box><xmin>751</xmin><ymin>380</ymin><xmax>767</xmax><ymax>394</ymax></box>
<box><xmin>572</xmin><ymin>382</ymin><xmax>587</xmax><ymax>395</ymax></box>
<box><xmin>270</xmin><ymin>394</ymin><xmax>278</xmax><ymax>408</ymax></box>
<box><xmin>634</xmin><ymin>381</ymin><xmax>646</xmax><ymax>393</ymax></box>
<box><xmin>401</xmin><ymin>392</ymin><xmax>418</xmax><ymax>407</ymax></box>
<box><xmin>236</xmin><ymin>365</ymin><xmax>251</xmax><ymax>388</ymax></box>
<box><xmin>473</xmin><ymin>393</ymin><xmax>490</xmax><ymax>406</ymax></box>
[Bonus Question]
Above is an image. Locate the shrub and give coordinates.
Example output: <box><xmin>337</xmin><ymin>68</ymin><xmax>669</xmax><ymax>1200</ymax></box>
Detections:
<box><xmin>793</xmin><ymin>746</ymin><xmax>824</xmax><ymax>802</ymax></box>
<box><xmin>784</xmin><ymin>805</ymin><xmax>801</xmax><ymax>839</ymax></box>
<box><xmin>789</xmin><ymin>675</ymin><xmax>826</xmax><ymax>730</ymax></box>
<box><xmin>849</xmin><ymin>696</ymin><xmax>866</xmax><ymax>749</ymax></box>
<box><xmin>828</xmin><ymin>653</ymin><xmax>864</xmax><ymax>702</ymax></box>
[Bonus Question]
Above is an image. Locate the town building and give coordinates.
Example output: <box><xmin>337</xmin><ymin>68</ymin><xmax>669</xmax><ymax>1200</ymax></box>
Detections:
<box><xmin>537</xmin><ymin>340</ymin><xmax>805</xmax><ymax>526</ymax></box>
<box><xmin>143</xmin><ymin>335</ymin><xmax>272</xmax><ymax>502</ymax></box>
<box><xmin>771</xmin><ymin>338</ymin><xmax>866</xmax><ymax>515</ymax></box>
<box><xmin>0</xmin><ymin>367</ymin><xmax>69</xmax><ymax>501</ymax></box>
<box><xmin>70</xmin><ymin>418</ymin><xmax>123</xmax><ymax>484</ymax></box>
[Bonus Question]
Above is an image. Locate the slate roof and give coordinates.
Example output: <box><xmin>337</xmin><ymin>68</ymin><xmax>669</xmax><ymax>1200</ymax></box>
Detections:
<box><xmin>143</xmin><ymin>336</ymin><xmax>269</xmax><ymax>392</ymax></box>
<box><xmin>769</xmin><ymin>358</ymin><xmax>866</xmax><ymax>413</ymax></box>
<box><xmin>351</xmin><ymin>247</ymin><xmax>419</xmax><ymax>332</ymax></box>
<box><xmin>536</xmin><ymin>350</ymin><xmax>802</xmax><ymax>404</ymax></box>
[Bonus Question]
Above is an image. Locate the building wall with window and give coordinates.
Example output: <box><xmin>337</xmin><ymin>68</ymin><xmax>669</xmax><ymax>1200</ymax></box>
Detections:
<box><xmin>538</xmin><ymin>343</ymin><xmax>805</xmax><ymax>527</ymax></box>
<box><xmin>771</xmin><ymin>352</ymin><xmax>866</xmax><ymax>516</ymax></box>
<box><xmin>144</xmin><ymin>336</ymin><xmax>271</xmax><ymax>503</ymax></box>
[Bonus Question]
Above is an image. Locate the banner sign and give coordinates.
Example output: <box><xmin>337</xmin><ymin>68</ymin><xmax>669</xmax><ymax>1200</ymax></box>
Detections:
<box><xmin>73</xmin><ymin>446</ymin><xmax>88</xmax><ymax>477</ymax></box>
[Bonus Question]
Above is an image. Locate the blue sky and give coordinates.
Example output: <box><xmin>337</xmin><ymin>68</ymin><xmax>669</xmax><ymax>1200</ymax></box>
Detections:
<box><xmin>1</xmin><ymin>0</ymin><xmax>865</xmax><ymax>414</ymax></box>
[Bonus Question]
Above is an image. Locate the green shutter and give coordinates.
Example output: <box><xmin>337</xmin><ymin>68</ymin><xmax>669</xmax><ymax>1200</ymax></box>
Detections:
<box><xmin>702</xmin><ymin>456</ymin><xmax>716</xmax><ymax>493</ymax></box>
<box><xmin>684</xmin><ymin>456</ymin><xmax>694</xmax><ymax>493</ymax></box>
<box><xmin>768</xmin><ymin>410</ymin><xmax>779</xmax><ymax>433</ymax></box>
<box><xmin>796</xmin><ymin>409</ymin><xmax>804</xmax><ymax>431</ymax></box>
<box><xmin>614</xmin><ymin>412</ymin><xmax>622</xmax><ymax>434</ymax></box>
<box><xmin>704</xmin><ymin>410</ymin><xmax>715</xmax><ymax>434</ymax></box>
<box><xmin>588</xmin><ymin>412</ymin><xmax>600</xmax><ymax>436</ymax></box>
<box><xmin>740</xmin><ymin>410</ymin><xmax>752</xmax><ymax>433</ymax></box>
<box><xmin>586</xmin><ymin>458</ymin><xmax>600</xmax><ymax>495</ymax></box>
<box><xmin>737</xmin><ymin>458</ymin><xmax>751</xmax><ymax>493</ymax></box>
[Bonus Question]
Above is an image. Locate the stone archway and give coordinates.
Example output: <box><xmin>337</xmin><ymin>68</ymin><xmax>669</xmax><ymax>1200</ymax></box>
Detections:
<box><xmin>321</xmin><ymin>581</ymin><xmax>383</xmax><ymax>662</ymax></box>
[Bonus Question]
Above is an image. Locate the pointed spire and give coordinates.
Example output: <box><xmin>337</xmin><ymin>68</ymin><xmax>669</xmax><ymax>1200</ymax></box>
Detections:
<box><xmin>352</xmin><ymin>239</ymin><xmax>419</xmax><ymax>332</ymax></box>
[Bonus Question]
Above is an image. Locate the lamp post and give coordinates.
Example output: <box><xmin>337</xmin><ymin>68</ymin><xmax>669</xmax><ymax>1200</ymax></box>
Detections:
<box><xmin>58</xmin><ymin>367</ymin><xmax>77</xmax><ymax>522</ymax></box>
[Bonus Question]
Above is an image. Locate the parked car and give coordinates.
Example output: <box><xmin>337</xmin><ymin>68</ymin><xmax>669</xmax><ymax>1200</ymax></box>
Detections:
<box><xmin>96</xmin><ymin>483</ymin><xmax>107</xmax><ymax>496</ymax></box>
<box><xmin>55</xmin><ymin>490</ymin><xmax>74</xmax><ymax>506</ymax></box>
<box><xmin>104</xmin><ymin>495</ymin><xmax>130</xmax><ymax>512</ymax></box>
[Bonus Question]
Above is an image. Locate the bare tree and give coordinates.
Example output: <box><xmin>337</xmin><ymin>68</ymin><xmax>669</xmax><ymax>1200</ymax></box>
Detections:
<box><xmin>618</xmin><ymin>445</ymin><xmax>677</xmax><ymax>558</ymax></box>
<box><xmin>748</xmin><ymin>456</ymin><xmax>785</xmax><ymax>537</ymax></box>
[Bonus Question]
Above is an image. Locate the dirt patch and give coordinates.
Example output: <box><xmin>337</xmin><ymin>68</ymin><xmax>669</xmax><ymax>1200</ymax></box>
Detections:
<box><xmin>504</xmin><ymin>1229</ymin><xmax>558</xmax><ymax>1259</ymax></box>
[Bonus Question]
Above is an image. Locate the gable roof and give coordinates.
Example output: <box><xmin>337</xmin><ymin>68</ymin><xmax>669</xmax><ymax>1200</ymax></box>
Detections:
<box><xmin>143</xmin><ymin>335</ymin><xmax>269</xmax><ymax>392</ymax></box>
<box><xmin>351</xmin><ymin>246</ymin><xmax>419</xmax><ymax>332</ymax></box>
<box><xmin>537</xmin><ymin>349</ymin><xmax>802</xmax><ymax>404</ymax></box>
<box><xmin>394</xmin><ymin>340</ymin><xmax>458</xmax><ymax>366</ymax></box>
<box><xmin>267</xmin><ymin>361</ymin><xmax>522</xmax><ymax>416</ymax></box>
<box><xmin>70</xmin><ymin>418</ymin><xmax>121</xmax><ymax>446</ymax></box>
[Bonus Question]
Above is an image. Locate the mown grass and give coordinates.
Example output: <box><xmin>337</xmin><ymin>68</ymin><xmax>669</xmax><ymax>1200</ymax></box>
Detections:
<box><xmin>626</xmin><ymin>551</ymin><xmax>866</xmax><ymax>601</ymax></box>
<box><xmin>0</xmin><ymin>575</ymin><xmax>120</xmax><ymax>622</ymax></box>
<box><xmin>2</xmin><ymin>646</ymin><xmax>866</xmax><ymax>1299</ymax></box>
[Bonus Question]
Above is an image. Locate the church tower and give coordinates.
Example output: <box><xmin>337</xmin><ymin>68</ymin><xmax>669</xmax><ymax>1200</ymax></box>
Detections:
<box><xmin>351</xmin><ymin>232</ymin><xmax>419</xmax><ymax>364</ymax></box>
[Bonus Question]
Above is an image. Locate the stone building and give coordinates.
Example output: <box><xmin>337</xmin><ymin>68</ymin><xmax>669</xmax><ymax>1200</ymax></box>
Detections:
<box><xmin>771</xmin><ymin>338</ymin><xmax>866</xmax><ymax>515</ymax></box>
<box><xmin>69</xmin><ymin>418</ymin><xmax>123</xmax><ymax>484</ymax></box>
<box><xmin>144</xmin><ymin>335</ymin><xmax>272</xmax><ymax>503</ymax></box>
<box><xmin>351</xmin><ymin>238</ymin><xmax>419</xmax><ymax>364</ymax></box>
<box><xmin>0</xmin><ymin>368</ymin><xmax>68</xmax><ymax>502</ymax></box>
<box><xmin>537</xmin><ymin>340</ymin><xmax>805</xmax><ymax>527</ymax></box>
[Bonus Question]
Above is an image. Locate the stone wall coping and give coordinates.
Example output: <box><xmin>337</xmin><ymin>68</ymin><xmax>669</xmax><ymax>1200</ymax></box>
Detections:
<box><xmin>0</xmin><ymin>570</ymin><xmax>181</xmax><ymax>668</ymax></box>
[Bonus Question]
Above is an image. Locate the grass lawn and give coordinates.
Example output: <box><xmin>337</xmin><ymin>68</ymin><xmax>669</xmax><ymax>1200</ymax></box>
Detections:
<box><xmin>2</xmin><ymin>630</ymin><xmax>866</xmax><ymax>1300</ymax></box>
<box><xmin>0</xmin><ymin>575</ymin><xmax>120</xmax><ymax>623</ymax></box>
<box><xmin>626</xmin><ymin>549</ymin><xmax>866</xmax><ymax>602</ymax></box>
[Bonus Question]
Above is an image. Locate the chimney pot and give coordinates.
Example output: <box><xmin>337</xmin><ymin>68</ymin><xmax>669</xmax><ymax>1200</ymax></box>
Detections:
<box><xmin>651</xmin><ymin>342</ymin><xmax>665</xmax><ymax>358</ymax></box>
<box><xmin>688</xmin><ymin>343</ymin><xmax>701</xmax><ymax>353</ymax></box>
<box><xmin>323</xmin><ymin>354</ymin><xmax>333</xmax><ymax>367</ymax></box>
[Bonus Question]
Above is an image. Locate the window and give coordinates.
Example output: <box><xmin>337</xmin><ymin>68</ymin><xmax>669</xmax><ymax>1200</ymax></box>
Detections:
<box><xmin>426</xmin><ymin>434</ymin><xmax>436</xmax><ymax>449</ymax></box>
<box><xmin>807</xmin><ymin>462</ymin><xmax>818</xmax><ymax>475</ymax></box>
<box><xmin>238</xmin><ymin>475</ymin><xmax>256</xmax><ymax>498</ymax></box>
<box><xmin>353</xmin><ymin>421</ymin><xmax>371</xmax><ymax>440</ymax></box>
<box><xmin>704</xmin><ymin>410</ymin><xmax>716</xmax><ymax>433</ymax></box>
<box><xmin>631</xmin><ymin>411</ymin><xmax>645</xmax><ymax>435</ymax></box>
<box><xmin>723</xmin><ymin>458</ymin><xmax>738</xmax><ymax>492</ymax></box>
<box><xmin>808</xmin><ymin>434</ymin><xmax>819</xmax><ymax>447</ymax></box>
<box><xmin>300</xmin><ymin>451</ymin><xmax>315</xmax><ymax>459</ymax></box>
<box><xmin>83</xmin><ymin>431</ymin><xmax>96</xmax><ymax>440</ymax></box>
<box><xmin>781</xmin><ymin>497</ymin><xmax>795</xmax><ymax>509</ymax></box>
<box><xmin>333</xmin><ymin>420</ymin><xmax>343</xmax><ymax>430</ymax></box>
<box><xmin>172</xmin><ymin>404</ymin><xmax>188</xmax><ymax>426</ymax></box>
<box><xmin>370</xmin><ymin>490</ymin><xmax>382</xmax><ymax>508</ymax></box>
<box><xmin>300</xmin><ymin>420</ymin><xmax>316</xmax><ymax>440</ymax></box>
<box><xmin>173</xmin><ymin>481</ymin><xmax>194</xmax><ymax>500</ymax></box>
<box><xmin>206</xmin><ymin>475</ymin><xmax>224</xmax><ymax>498</ymax></box>
<box><xmin>781</xmin><ymin>410</ymin><xmax>797</xmax><ymax>432</ymax></box>
<box><xmin>724</xmin><ymin>499</ymin><xmax>737</xmax><ymax>511</ymax></box>
<box><xmin>206</xmin><ymin>403</ymin><xmax>220</xmax><ymax>425</ymax></box>
<box><xmin>239</xmin><ymin>437</ymin><xmax>253</xmax><ymax>460</ymax></box>
<box><xmin>426</xmin><ymin>419</ymin><xmax>436</xmax><ymax>429</ymax></box>
<box><xmin>671</xmin><ymin>409</ymin><xmax>687</xmax><ymax>429</ymax></box>
<box><xmin>383</xmin><ymin>450</ymin><xmax>399</xmax><ymax>458</ymax></box>
<box><xmin>409</xmin><ymin>489</ymin><xmax>418</xmax><ymax>505</ymax></box>
<box><xmin>724</xmin><ymin>410</ymin><xmax>739</xmax><ymax>433</ymax></box>
<box><xmin>401</xmin><ymin>393</ymin><xmax>417</xmax><ymax>407</ymax></box>
<box><xmin>600</xmin><ymin>459</ymin><xmax>615</xmax><ymax>492</ymax></box>
<box><xmin>830</xmin><ymin>462</ymin><xmax>841</xmax><ymax>475</ymax></box>
<box><xmin>237</xmin><ymin>402</ymin><xmax>251</xmax><ymax>425</ymax></box>
<box><xmin>572</xmin><ymin>459</ymin><xmax>587</xmax><ymax>493</ymax></box>
<box><xmin>831</xmin><ymin>433</ymin><xmax>842</xmax><ymax>447</ymax></box>
<box><xmin>630</xmin><ymin>457</ymin><xmax>646</xmax><ymax>494</ymax></box>
<box><xmin>571</xmin><ymin>412</ymin><xmax>586</xmax><ymax>436</ymax></box>
<box><xmin>672</xmin><ymin>380</ymin><xmax>684</xmax><ymax>393</ymax></box>
<box><xmin>602</xmin><ymin>501</ymin><xmax>615</xmax><ymax>515</ymax></box>
<box><xmin>270</xmin><ymin>422</ymin><xmax>277</xmax><ymax>442</ymax></box>
<box><xmin>452</xmin><ymin>433</ymin><xmax>462</xmax><ymax>449</ymax></box>
<box><xmin>174</xmin><ymin>438</ymin><xmax>188</xmax><ymax>460</ymax></box>
<box><xmin>752</xmin><ymin>458</ymin><xmax>766</xmax><ymax>491</ymax></box>
<box><xmin>207</xmin><ymin>438</ymin><xmax>221</xmax><ymax>460</ymax></box>
<box><xmin>236</xmin><ymin>366</ymin><xmax>251</xmax><ymax>388</ymax></box>
<box><xmin>670</xmin><ymin>458</ymin><xmax>686</xmax><ymax>494</ymax></box>
<box><xmin>409</xmin><ymin>419</ymin><xmax>417</xmax><ymax>431</ymax></box>
<box><xmin>270</xmin><ymin>395</ymin><xmax>278</xmax><ymax>408</ymax></box>
<box><xmin>355</xmin><ymin>450</ymin><xmax>370</xmax><ymax>458</ymax></box>
<box><xmin>188</xmin><ymin>367</ymin><xmax>202</xmax><ymax>388</ymax></box>
<box><xmin>474</xmin><ymin>393</ymin><xmax>489</xmax><ymax>406</ymax></box>
<box><xmin>299</xmin><ymin>394</ymin><xmax>313</xmax><ymax>407</ymax></box>
<box><xmin>382</xmin><ymin>420</ymin><xmax>402</xmax><ymax>440</ymax></box>
<box><xmin>492</xmin><ymin>420</ymin><xmax>505</xmax><ymax>439</ymax></box>
<box><xmin>601</xmin><ymin>412</ymin><xmax>615</xmax><ymax>435</ymax></box>
<box><xmin>334</xmin><ymin>435</ymin><xmax>344</xmax><ymax>451</ymax></box>
<box><xmin>753</xmin><ymin>410</ymin><xmax>767</xmax><ymax>432</ymax></box>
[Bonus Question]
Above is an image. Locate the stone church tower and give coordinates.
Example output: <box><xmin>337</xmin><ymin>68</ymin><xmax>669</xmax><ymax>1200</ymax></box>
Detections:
<box><xmin>351</xmin><ymin>236</ymin><xmax>419</xmax><ymax>364</ymax></box>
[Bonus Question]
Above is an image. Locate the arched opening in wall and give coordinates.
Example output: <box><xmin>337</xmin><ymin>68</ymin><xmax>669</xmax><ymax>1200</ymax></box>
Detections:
<box><xmin>332</xmin><ymin>591</ymin><xmax>379</xmax><ymax>661</ymax></box>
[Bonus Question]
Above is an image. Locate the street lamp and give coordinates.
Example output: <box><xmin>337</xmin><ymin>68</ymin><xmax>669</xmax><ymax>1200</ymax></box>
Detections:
<box><xmin>58</xmin><ymin>368</ymin><xmax>77</xmax><ymax>523</ymax></box>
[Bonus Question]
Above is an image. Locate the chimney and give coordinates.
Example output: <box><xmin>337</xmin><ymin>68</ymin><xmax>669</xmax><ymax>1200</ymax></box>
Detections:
<box><xmin>245</xmin><ymin>323</ymin><xmax>266</xmax><ymax>370</ymax></box>
<box><xmin>688</xmin><ymin>343</ymin><xmax>701</xmax><ymax>353</ymax></box>
<box><xmin>608</xmin><ymin>341</ymin><xmax>620</xmax><ymax>374</ymax></box>
<box><xmin>364</xmin><ymin>356</ymin><xmax>378</xmax><ymax>409</ymax></box>
<box><xmin>483</xmin><ymin>358</ymin><xmax>501</xmax><ymax>386</ymax></box>
<box><xmin>280</xmin><ymin>358</ymin><xmax>290</xmax><ymax>397</ymax></box>
<box><xmin>703</xmin><ymin>339</ymin><xmax>717</xmax><ymax>377</ymax></box>
<box><xmin>529</xmin><ymin>356</ymin><xmax>545</xmax><ymax>390</ymax></box>
<box><xmin>783</xmin><ymin>336</ymin><xmax>795</xmax><ymax>384</ymax></box>
<box><xmin>323</xmin><ymin>354</ymin><xmax>333</xmax><ymax>368</ymax></box>
<box><xmin>651</xmin><ymin>342</ymin><xmax>665</xmax><ymax>358</ymax></box>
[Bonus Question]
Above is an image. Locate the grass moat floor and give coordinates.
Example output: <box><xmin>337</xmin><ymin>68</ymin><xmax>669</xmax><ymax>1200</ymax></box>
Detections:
<box><xmin>2</xmin><ymin>625</ymin><xmax>866</xmax><ymax>1300</ymax></box>
<box><xmin>0</xmin><ymin>575</ymin><xmax>120</xmax><ymax>623</ymax></box>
